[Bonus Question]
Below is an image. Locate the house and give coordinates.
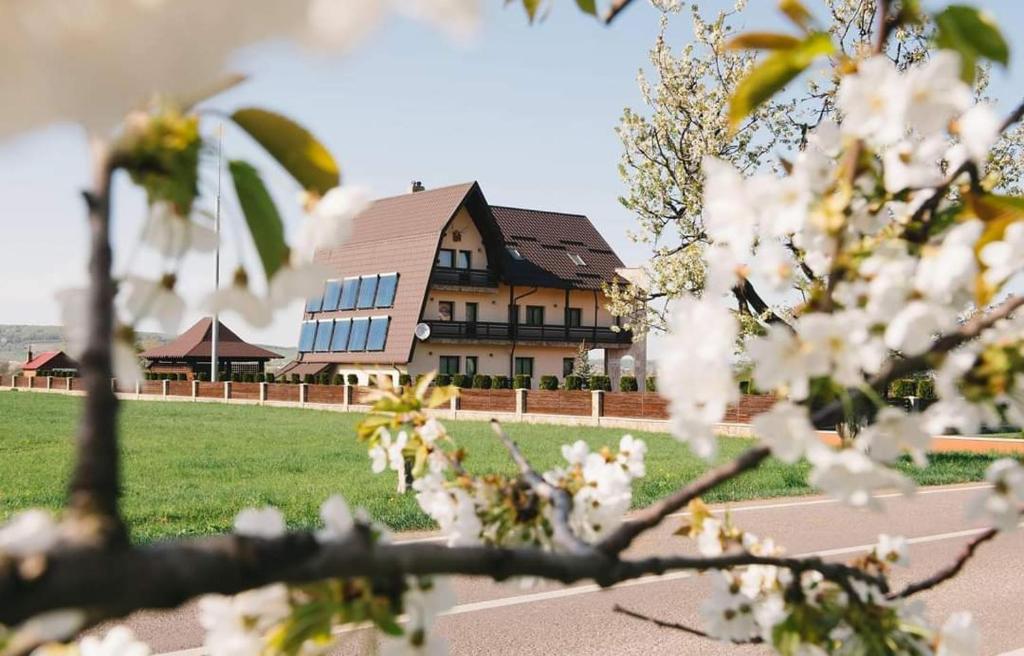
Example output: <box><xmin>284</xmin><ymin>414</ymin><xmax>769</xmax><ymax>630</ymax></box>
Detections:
<box><xmin>280</xmin><ymin>181</ymin><xmax>645</xmax><ymax>388</ymax></box>
<box><xmin>21</xmin><ymin>350</ymin><xmax>78</xmax><ymax>378</ymax></box>
<box><xmin>139</xmin><ymin>318</ymin><xmax>281</xmax><ymax>380</ymax></box>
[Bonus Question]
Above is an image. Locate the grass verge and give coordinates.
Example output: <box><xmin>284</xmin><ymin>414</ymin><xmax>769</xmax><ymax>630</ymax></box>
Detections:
<box><xmin>0</xmin><ymin>390</ymin><xmax>1002</xmax><ymax>542</ymax></box>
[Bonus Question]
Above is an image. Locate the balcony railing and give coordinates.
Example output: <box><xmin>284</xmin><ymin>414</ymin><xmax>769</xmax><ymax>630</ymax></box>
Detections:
<box><xmin>430</xmin><ymin>267</ymin><xmax>499</xmax><ymax>287</ymax></box>
<box><xmin>425</xmin><ymin>320</ymin><xmax>632</xmax><ymax>345</ymax></box>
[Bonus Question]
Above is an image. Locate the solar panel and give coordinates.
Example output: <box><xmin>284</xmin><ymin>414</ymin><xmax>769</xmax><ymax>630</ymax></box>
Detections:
<box><xmin>366</xmin><ymin>316</ymin><xmax>390</xmax><ymax>351</ymax></box>
<box><xmin>321</xmin><ymin>280</ymin><xmax>343</xmax><ymax>311</ymax></box>
<box><xmin>305</xmin><ymin>290</ymin><xmax>323</xmax><ymax>313</ymax></box>
<box><xmin>375</xmin><ymin>273</ymin><xmax>398</xmax><ymax>308</ymax></box>
<box><xmin>330</xmin><ymin>319</ymin><xmax>351</xmax><ymax>351</ymax></box>
<box><xmin>348</xmin><ymin>317</ymin><xmax>370</xmax><ymax>351</ymax></box>
<box><xmin>313</xmin><ymin>320</ymin><xmax>334</xmax><ymax>352</ymax></box>
<box><xmin>339</xmin><ymin>277</ymin><xmax>359</xmax><ymax>310</ymax></box>
<box><xmin>356</xmin><ymin>275</ymin><xmax>378</xmax><ymax>309</ymax></box>
<box><xmin>297</xmin><ymin>321</ymin><xmax>317</xmax><ymax>352</ymax></box>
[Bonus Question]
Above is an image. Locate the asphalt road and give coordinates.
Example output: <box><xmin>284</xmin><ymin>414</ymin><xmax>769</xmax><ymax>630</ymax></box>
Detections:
<box><xmin>116</xmin><ymin>483</ymin><xmax>1024</xmax><ymax>656</ymax></box>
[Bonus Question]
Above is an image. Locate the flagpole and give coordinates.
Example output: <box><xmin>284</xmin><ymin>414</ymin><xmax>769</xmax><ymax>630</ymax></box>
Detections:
<box><xmin>211</xmin><ymin>124</ymin><xmax>223</xmax><ymax>383</ymax></box>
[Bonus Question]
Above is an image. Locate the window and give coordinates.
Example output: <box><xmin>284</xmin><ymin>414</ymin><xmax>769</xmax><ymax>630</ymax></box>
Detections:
<box><xmin>465</xmin><ymin>303</ymin><xmax>478</xmax><ymax>322</ymax></box>
<box><xmin>438</xmin><ymin>301</ymin><xmax>454</xmax><ymax>322</ymax></box>
<box><xmin>563</xmin><ymin>358</ymin><xmax>575</xmax><ymax>377</ymax></box>
<box><xmin>357</xmin><ymin>275</ymin><xmax>378</xmax><ymax>309</ymax></box>
<box><xmin>437</xmin><ymin>249</ymin><xmax>454</xmax><ymax>268</ymax></box>
<box><xmin>567</xmin><ymin>307</ymin><xmax>582</xmax><ymax>327</ymax></box>
<box><xmin>439</xmin><ymin>356</ymin><xmax>460</xmax><ymax>375</ymax></box>
<box><xmin>567</xmin><ymin>253</ymin><xmax>587</xmax><ymax>266</ymax></box>
<box><xmin>339</xmin><ymin>277</ymin><xmax>360</xmax><ymax>310</ymax></box>
<box><xmin>457</xmin><ymin>250</ymin><xmax>472</xmax><ymax>269</ymax></box>
<box><xmin>330</xmin><ymin>319</ymin><xmax>351</xmax><ymax>351</ymax></box>
<box><xmin>321</xmin><ymin>280</ymin><xmax>343</xmax><ymax>312</ymax></box>
<box><xmin>314</xmin><ymin>320</ymin><xmax>334</xmax><ymax>352</ymax></box>
<box><xmin>525</xmin><ymin>306</ymin><xmax>545</xmax><ymax>326</ymax></box>
<box><xmin>366</xmin><ymin>316</ymin><xmax>390</xmax><ymax>352</ymax></box>
<box><xmin>466</xmin><ymin>356</ymin><xmax>478</xmax><ymax>377</ymax></box>
<box><xmin>375</xmin><ymin>273</ymin><xmax>398</xmax><ymax>308</ymax></box>
<box><xmin>348</xmin><ymin>317</ymin><xmax>370</xmax><ymax>351</ymax></box>
<box><xmin>506</xmin><ymin>246</ymin><xmax>523</xmax><ymax>260</ymax></box>
<box><xmin>298</xmin><ymin>321</ymin><xmax>317</xmax><ymax>352</ymax></box>
<box><xmin>305</xmin><ymin>291</ymin><xmax>323</xmax><ymax>313</ymax></box>
<box><xmin>515</xmin><ymin>357</ymin><xmax>534</xmax><ymax>376</ymax></box>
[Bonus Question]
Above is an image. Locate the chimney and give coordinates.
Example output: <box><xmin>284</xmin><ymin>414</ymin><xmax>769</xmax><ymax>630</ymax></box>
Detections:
<box><xmin>411</xmin><ymin>180</ymin><xmax>425</xmax><ymax>193</ymax></box>
<box><xmin>26</xmin><ymin>345</ymin><xmax>32</xmax><ymax>363</ymax></box>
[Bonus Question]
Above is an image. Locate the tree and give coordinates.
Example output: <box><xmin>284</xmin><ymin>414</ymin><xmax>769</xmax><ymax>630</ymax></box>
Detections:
<box><xmin>1</xmin><ymin>1</ymin><xmax>1023</xmax><ymax>655</ymax></box>
<box><xmin>570</xmin><ymin>340</ymin><xmax>594</xmax><ymax>380</ymax></box>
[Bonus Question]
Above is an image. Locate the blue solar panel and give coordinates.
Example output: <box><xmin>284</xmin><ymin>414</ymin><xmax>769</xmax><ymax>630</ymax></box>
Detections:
<box><xmin>298</xmin><ymin>321</ymin><xmax>317</xmax><ymax>352</ymax></box>
<box><xmin>305</xmin><ymin>291</ymin><xmax>323</xmax><ymax>313</ymax></box>
<box><xmin>357</xmin><ymin>275</ymin><xmax>378</xmax><ymax>309</ymax></box>
<box><xmin>375</xmin><ymin>273</ymin><xmax>398</xmax><ymax>308</ymax></box>
<box><xmin>339</xmin><ymin>277</ymin><xmax>359</xmax><ymax>310</ymax></box>
<box><xmin>321</xmin><ymin>280</ymin><xmax>343</xmax><ymax>311</ymax></box>
<box><xmin>330</xmin><ymin>319</ymin><xmax>351</xmax><ymax>351</ymax></box>
<box><xmin>367</xmin><ymin>316</ymin><xmax>390</xmax><ymax>351</ymax></box>
<box><xmin>314</xmin><ymin>320</ymin><xmax>334</xmax><ymax>352</ymax></box>
<box><xmin>348</xmin><ymin>317</ymin><xmax>370</xmax><ymax>351</ymax></box>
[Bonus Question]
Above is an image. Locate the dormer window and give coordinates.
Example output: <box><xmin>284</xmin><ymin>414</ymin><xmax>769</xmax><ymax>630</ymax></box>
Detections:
<box><xmin>568</xmin><ymin>252</ymin><xmax>586</xmax><ymax>266</ymax></box>
<box><xmin>506</xmin><ymin>246</ymin><xmax>524</xmax><ymax>260</ymax></box>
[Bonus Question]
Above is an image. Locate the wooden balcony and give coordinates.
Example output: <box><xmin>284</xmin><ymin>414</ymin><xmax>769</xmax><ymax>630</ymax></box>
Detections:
<box><xmin>430</xmin><ymin>267</ymin><xmax>499</xmax><ymax>288</ymax></box>
<box><xmin>424</xmin><ymin>320</ymin><xmax>632</xmax><ymax>345</ymax></box>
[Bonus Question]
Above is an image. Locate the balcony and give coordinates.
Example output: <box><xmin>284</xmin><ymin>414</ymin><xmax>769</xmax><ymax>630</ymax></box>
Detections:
<box><xmin>430</xmin><ymin>267</ymin><xmax>499</xmax><ymax>288</ymax></box>
<box><xmin>424</xmin><ymin>320</ymin><xmax>632</xmax><ymax>345</ymax></box>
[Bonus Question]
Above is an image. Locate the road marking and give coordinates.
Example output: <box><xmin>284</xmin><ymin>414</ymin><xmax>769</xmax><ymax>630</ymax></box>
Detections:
<box><xmin>154</xmin><ymin>519</ymin><xmax>1001</xmax><ymax>656</ymax></box>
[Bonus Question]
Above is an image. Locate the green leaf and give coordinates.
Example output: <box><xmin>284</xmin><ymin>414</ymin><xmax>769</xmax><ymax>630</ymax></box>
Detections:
<box><xmin>231</xmin><ymin>108</ymin><xmax>340</xmax><ymax>194</ymax></box>
<box><xmin>228</xmin><ymin>160</ymin><xmax>288</xmax><ymax>281</ymax></box>
<box><xmin>726</xmin><ymin>32</ymin><xmax>802</xmax><ymax>51</ymax></box>
<box><xmin>728</xmin><ymin>32</ymin><xmax>834</xmax><ymax>133</ymax></box>
<box><xmin>522</xmin><ymin>0</ymin><xmax>542</xmax><ymax>22</ymax></box>
<box><xmin>575</xmin><ymin>0</ymin><xmax>596</xmax><ymax>15</ymax></box>
<box><xmin>935</xmin><ymin>5</ymin><xmax>1010</xmax><ymax>84</ymax></box>
<box><xmin>778</xmin><ymin>0</ymin><xmax>814</xmax><ymax>31</ymax></box>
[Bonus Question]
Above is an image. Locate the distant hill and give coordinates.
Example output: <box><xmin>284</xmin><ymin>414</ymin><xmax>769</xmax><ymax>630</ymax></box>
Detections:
<box><xmin>0</xmin><ymin>324</ymin><xmax>294</xmax><ymax>370</ymax></box>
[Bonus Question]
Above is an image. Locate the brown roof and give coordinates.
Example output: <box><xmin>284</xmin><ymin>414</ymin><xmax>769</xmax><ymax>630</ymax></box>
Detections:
<box><xmin>23</xmin><ymin>351</ymin><xmax>77</xmax><ymax>371</ymax></box>
<box><xmin>490</xmin><ymin>206</ymin><xmax>625</xmax><ymax>290</ymax></box>
<box><xmin>140</xmin><ymin>318</ymin><xmax>281</xmax><ymax>360</ymax></box>
<box><xmin>276</xmin><ymin>361</ymin><xmax>332</xmax><ymax>377</ymax></box>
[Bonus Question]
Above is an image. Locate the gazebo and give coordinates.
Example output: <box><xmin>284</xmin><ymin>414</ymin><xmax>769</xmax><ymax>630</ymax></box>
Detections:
<box><xmin>140</xmin><ymin>318</ymin><xmax>281</xmax><ymax>380</ymax></box>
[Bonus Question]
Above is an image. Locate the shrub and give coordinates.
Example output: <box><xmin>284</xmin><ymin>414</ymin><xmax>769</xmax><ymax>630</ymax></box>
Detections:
<box><xmin>888</xmin><ymin>378</ymin><xmax>917</xmax><ymax>399</ymax></box>
<box><xmin>265</xmin><ymin>373</ymin><xmax>275</xmax><ymax>384</ymax></box>
<box><xmin>399</xmin><ymin>374</ymin><xmax>412</xmax><ymax>386</ymax></box>
<box><xmin>289</xmin><ymin>373</ymin><xmax>300</xmax><ymax>384</ymax></box>
<box><xmin>739</xmin><ymin>380</ymin><xmax>751</xmax><ymax>394</ymax></box>
<box><xmin>301</xmin><ymin>374</ymin><xmax>312</xmax><ymax>385</ymax></box>
<box><xmin>917</xmin><ymin>377</ymin><xmax>935</xmax><ymax>400</ymax></box>
<box><xmin>346</xmin><ymin>374</ymin><xmax>358</xmax><ymax>385</ymax></box>
<box><xmin>243</xmin><ymin>373</ymin><xmax>256</xmax><ymax>383</ymax></box>
<box><xmin>318</xmin><ymin>373</ymin><xmax>330</xmax><ymax>385</ymax></box>
<box><xmin>589</xmin><ymin>375</ymin><xmax>611</xmax><ymax>392</ymax></box>
<box><xmin>539</xmin><ymin>375</ymin><xmax>558</xmax><ymax>390</ymax></box>
<box><xmin>493</xmin><ymin>375</ymin><xmax>511</xmax><ymax>389</ymax></box>
<box><xmin>563</xmin><ymin>375</ymin><xmax>583</xmax><ymax>390</ymax></box>
<box><xmin>232</xmin><ymin>373</ymin><xmax>242</xmax><ymax>383</ymax></box>
<box><xmin>619</xmin><ymin>375</ymin><xmax>638</xmax><ymax>392</ymax></box>
<box><xmin>255</xmin><ymin>373</ymin><xmax>265</xmax><ymax>383</ymax></box>
<box><xmin>329</xmin><ymin>373</ymin><xmax>341</xmax><ymax>386</ymax></box>
<box><xmin>513</xmin><ymin>374</ymin><xmax>531</xmax><ymax>389</ymax></box>
<box><xmin>645</xmin><ymin>376</ymin><xmax>657</xmax><ymax>392</ymax></box>
<box><xmin>198</xmin><ymin>372</ymin><xmax>209</xmax><ymax>382</ymax></box>
<box><xmin>451</xmin><ymin>374</ymin><xmax>471</xmax><ymax>388</ymax></box>
<box><xmin>436</xmin><ymin>374</ymin><xmax>452</xmax><ymax>387</ymax></box>
<box><xmin>472</xmin><ymin>374</ymin><xmax>492</xmax><ymax>389</ymax></box>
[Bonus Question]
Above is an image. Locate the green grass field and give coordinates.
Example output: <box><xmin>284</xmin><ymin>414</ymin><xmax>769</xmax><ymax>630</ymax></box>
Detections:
<box><xmin>0</xmin><ymin>391</ymin><xmax>1002</xmax><ymax>542</ymax></box>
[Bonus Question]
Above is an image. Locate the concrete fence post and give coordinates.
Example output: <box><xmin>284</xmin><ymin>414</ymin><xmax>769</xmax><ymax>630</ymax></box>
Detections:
<box><xmin>161</xmin><ymin>380</ymin><xmax>169</xmax><ymax>397</ymax></box>
<box><xmin>450</xmin><ymin>393</ymin><xmax>460</xmax><ymax>419</ymax></box>
<box><xmin>111</xmin><ymin>378</ymin><xmax>117</xmax><ymax>393</ymax></box>
<box><xmin>46</xmin><ymin>376</ymin><xmax>53</xmax><ymax>390</ymax></box>
<box><xmin>342</xmin><ymin>384</ymin><xmax>352</xmax><ymax>411</ymax></box>
<box><xmin>134</xmin><ymin>379</ymin><xmax>141</xmax><ymax>397</ymax></box>
<box><xmin>259</xmin><ymin>382</ymin><xmax>268</xmax><ymax>404</ymax></box>
<box><xmin>224</xmin><ymin>381</ymin><xmax>232</xmax><ymax>401</ymax></box>
<box><xmin>515</xmin><ymin>388</ymin><xmax>527</xmax><ymax>418</ymax></box>
<box><xmin>65</xmin><ymin>377</ymin><xmax>72</xmax><ymax>391</ymax></box>
<box><xmin>191</xmin><ymin>379</ymin><xmax>199</xmax><ymax>401</ymax></box>
<box><xmin>591</xmin><ymin>389</ymin><xmax>604</xmax><ymax>424</ymax></box>
<box><xmin>299</xmin><ymin>383</ymin><xmax>309</xmax><ymax>405</ymax></box>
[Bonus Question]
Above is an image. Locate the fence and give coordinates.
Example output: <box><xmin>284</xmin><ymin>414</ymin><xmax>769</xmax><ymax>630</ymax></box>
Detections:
<box><xmin>0</xmin><ymin>374</ymin><xmax>777</xmax><ymax>433</ymax></box>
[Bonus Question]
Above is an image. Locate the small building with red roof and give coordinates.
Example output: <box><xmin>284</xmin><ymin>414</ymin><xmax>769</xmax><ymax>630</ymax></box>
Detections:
<box><xmin>22</xmin><ymin>350</ymin><xmax>78</xmax><ymax>378</ymax></box>
<box><xmin>139</xmin><ymin>318</ymin><xmax>281</xmax><ymax>380</ymax></box>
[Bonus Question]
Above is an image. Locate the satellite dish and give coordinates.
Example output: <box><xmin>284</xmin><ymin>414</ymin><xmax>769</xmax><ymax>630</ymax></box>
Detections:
<box><xmin>414</xmin><ymin>323</ymin><xmax>432</xmax><ymax>341</ymax></box>
<box><xmin>620</xmin><ymin>354</ymin><xmax>636</xmax><ymax>375</ymax></box>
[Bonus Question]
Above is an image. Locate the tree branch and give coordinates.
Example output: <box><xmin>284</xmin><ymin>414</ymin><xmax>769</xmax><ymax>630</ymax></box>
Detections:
<box><xmin>603</xmin><ymin>0</ymin><xmax>635</xmax><ymax>25</ymax></box>
<box><xmin>67</xmin><ymin>138</ymin><xmax>125</xmax><ymax>543</ymax></box>
<box><xmin>888</xmin><ymin>528</ymin><xmax>999</xmax><ymax>600</ymax></box>
<box><xmin>613</xmin><ymin>604</ymin><xmax>762</xmax><ymax>644</ymax></box>
<box><xmin>490</xmin><ymin>421</ymin><xmax>590</xmax><ymax>554</ymax></box>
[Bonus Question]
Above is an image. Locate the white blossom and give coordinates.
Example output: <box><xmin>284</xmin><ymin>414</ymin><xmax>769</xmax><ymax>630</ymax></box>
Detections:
<box><xmin>561</xmin><ymin>440</ymin><xmax>590</xmax><ymax>467</ymax></box>
<box><xmin>837</xmin><ymin>55</ymin><xmax>906</xmax><ymax>146</ymax></box>
<box><xmin>695</xmin><ymin>517</ymin><xmax>724</xmax><ymax>556</ymax></box>
<box><xmin>121</xmin><ymin>274</ymin><xmax>185</xmax><ymax>334</ymax></box>
<box><xmin>232</xmin><ymin>506</ymin><xmax>286</xmax><ymax>538</ymax></box>
<box><xmin>55</xmin><ymin>289</ymin><xmax>143</xmax><ymax>387</ymax></box>
<box><xmin>874</xmin><ymin>533</ymin><xmax>909</xmax><ymax>567</ymax></box>
<box><xmin>417</xmin><ymin>418</ymin><xmax>445</xmax><ymax>446</ymax></box>
<box><xmin>884</xmin><ymin>301</ymin><xmax>948</xmax><ymax>356</ymax></box>
<box><xmin>882</xmin><ymin>136</ymin><xmax>947</xmax><ymax>193</ymax></box>
<box><xmin>937</xmin><ymin>611</ymin><xmax>979</xmax><ymax>656</ymax></box>
<box><xmin>808</xmin><ymin>449</ymin><xmax>914</xmax><ymax>510</ymax></box>
<box><xmin>267</xmin><ymin>262</ymin><xmax>329</xmax><ymax>308</ymax></box>
<box><xmin>317</xmin><ymin>494</ymin><xmax>353</xmax><ymax>541</ymax></box>
<box><xmin>413</xmin><ymin>473</ymin><xmax>482</xmax><ymax>547</ymax></box>
<box><xmin>700</xmin><ymin>573</ymin><xmax>759</xmax><ymax>642</ymax></box>
<box><xmin>198</xmin><ymin>584</ymin><xmax>291</xmax><ymax>656</ymax></box>
<box><xmin>954</xmin><ymin>103</ymin><xmax>1002</xmax><ymax>164</ymax></box>
<box><xmin>0</xmin><ymin>509</ymin><xmax>60</xmax><ymax>557</ymax></box>
<box><xmin>293</xmin><ymin>186</ymin><xmax>372</xmax><ymax>262</ymax></box>
<box><xmin>702</xmin><ymin>157</ymin><xmax>759</xmax><ymax>259</ymax></box>
<box><xmin>201</xmin><ymin>271</ymin><xmax>271</xmax><ymax>328</ymax></box>
<box><xmin>747</xmin><ymin>324</ymin><xmax>826</xmax><ymax>401</ymax></box>
<box><xmin>966</xmin><ymin>459</ymin><xmax>1024</xmax><ymax>531</ymax></box>
<box><xmin>855</xmin><ymin>407</ymin><xmax>930</xmax><ymax>466</ymax></box>
<box><xmin>139</xmin><ymin>202</ymin><xmax>217</xmax><ymax>259</ymax></box>
<box><xmin>78</xmin><ymin>626</ymin><xmax>152</xmax><ymax>656</ymax></box>
<box><xmin>914</xmin><ymin>220</ymin><xmax>981</xmax><ymax>306</ymax></box>
<box><xmin>980</xmin><ymin>222</ymin><xmax>1024</xmax><ymax>287</ymax></box>
<box><xmin>617</xmin><ymin>434</ymin><xmax>647</xmax><ymax>478</ymax></box>
<box><xmin>903</xmin><ymin>50</ymin><xmax>972</xmax><ymax>137</ymax></box>
<box><xmin>751</xmin><ymin>401</ymin><xmax>822</xmax><ymax>464</ymax></box>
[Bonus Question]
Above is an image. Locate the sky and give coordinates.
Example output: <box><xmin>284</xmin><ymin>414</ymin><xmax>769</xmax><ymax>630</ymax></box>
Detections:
<box><xmin>1</xmin><ymin>0</ymin><xmax>1022</xmax><ymax>358</ymax></box>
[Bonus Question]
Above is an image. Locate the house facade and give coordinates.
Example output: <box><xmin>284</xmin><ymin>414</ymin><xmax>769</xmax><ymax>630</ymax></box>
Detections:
<box><xmin>281</xmin><ymin>182</ymin><xmax>645</xmax><ymax>388</ymax></box>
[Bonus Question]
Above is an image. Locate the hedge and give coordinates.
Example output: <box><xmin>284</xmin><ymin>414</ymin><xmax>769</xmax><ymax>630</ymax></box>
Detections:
<box><xmin>265</xmin><ymin>373</ymin><xmax>275</xmax><ymax>383</ymax></box>
<box><xmin>888</xmin><ymin>378</ymin><xmax>917</xmax><ymax>398</ymax></box>
<box><xmin>513</xmin><ymin>374</ymin><xmax>532</xmax><ymax>389</ymax></box>
<box><xmin>399</xmin><ymin>374</ymin><xmax>412</xmax><ymax>386</ymax></box>
<box><xmin>436</xmin><ymin>374</ymin><xmax>452</xmax><ymax>387</ymax></box>
<box><xmin>539</xmin><ymin>375</ymin><xmax>559</xmax><ymax>390</ymax></box>
<box><xmin>564</xmin><ymin>375</ymin><xmax>583</xmax><ymax>390</ymax></box>
<box><xmin>472</xmin><ymin>374</ymin><xmax>492</xmax><ymax>389</ymax></box>
<box><xmin>493</xmin><ymin>375</ymin><xmax>512</xmax><ymax>390</ymax></box>
<box><xmin>619</xmin><ymin>375</ymin><xmax>638</xmax><ymax>392</ymax></box>
<box><xmin>645</xmin><ymin>376</ymin><xmax>657</xmax><ymax>392</ymax></box>
<box><xmin>198</xmin><ymin>372</ymin><xmax>209</xmax><ymax>382</ymax></box>
<box><xmin>346</xmin><ymin>374</ymin><xmax>358</xmax><ymax>385</ymax></box>
<box><xmin>332</xmin><ymin>374</ymin><xmax>344</xmax><ymax>386</ymax></box>
<box><xmin>449</xmin><ymin>374</ymin><xmax>470</xmax><ymax>388</ymax></box>
<box><xmin>588</xmin><ymin>375</ymin><xmax>611</xmax><ymax>392</ymax></box>
<box><xmin>916</xmin><ymin>378</ymin><xmax>935</xmax><ymax>400</ymax></box>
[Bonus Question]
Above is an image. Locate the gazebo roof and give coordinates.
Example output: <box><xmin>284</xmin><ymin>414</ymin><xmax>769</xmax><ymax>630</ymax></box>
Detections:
<box><xmin>139</xmin><ymin>318</ymin><xmax>281</xmax><ymax>361</ymax></box>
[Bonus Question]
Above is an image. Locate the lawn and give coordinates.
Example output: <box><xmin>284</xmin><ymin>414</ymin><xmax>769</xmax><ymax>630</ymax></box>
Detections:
<box><xmin>0</xmin><ymin>390</ymin><xmax>1002</xmax><ymax>542</ymax></box>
